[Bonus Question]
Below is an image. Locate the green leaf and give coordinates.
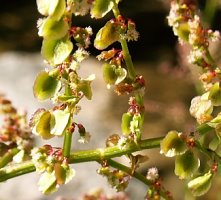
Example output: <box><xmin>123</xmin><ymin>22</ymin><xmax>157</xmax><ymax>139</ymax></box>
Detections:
<box><xmin>91</xmin><ymin>0</ymin><xmax>114</xmax><ymax>19</ymax></box>
<box><xmin>38</xmin><ymin>17</ymin><xmax>69</xmax><ymax>40</ymax></box>
<box><xmin>36</xmin><ymin>0</ymin><xmax>65</xmax><ymax>20</ymax></box>
<box><xmin>188</xmin><ymin>172</ymin><xmax>213</xmax><ymax>196</ymax></box>
<box><xmin>121</xmin><ymin>112</ymin><xmax>133</xmax><ymax>135</ymax></box>
<box><xmin>94</xmin><ymin>21</ymin><xmax>121</xmax><ymax>50</ymax></box>
<box><xmin>175</xmin><ymin>150</ymin><xmax>200</xmax><ymax>179</ymax></box>
<box><xmin>33</xmin><ymin>71</ymin><xmax>61</xmax><ymax>100</ymax></box>
<box><xmin>160</xmin><ymin>131</ymin><xmax>187</xmax><ymax>157</ymax></box>
<box><xmin>38</xmin><ymin>171</ymin><xmax>57</xmax><ymax>194</ymax></box>
<box><xmin>33</xmin><ymin>111</ymin><xmax>55</xmax><ymax>139</ymax></box>
<box><xmin>42</xmin><ymin>38</ymin><xmax>73</xmax><ymax>65</ymax></box>
<box><xmin>50</xmin><ymin>110</ymin><xmax>70</xmax><ymax>136</ymax></box>
<box><xmin>209</xmin><ymin>82</ymin><xmax>221</xmax><ymax>106</ymax></box>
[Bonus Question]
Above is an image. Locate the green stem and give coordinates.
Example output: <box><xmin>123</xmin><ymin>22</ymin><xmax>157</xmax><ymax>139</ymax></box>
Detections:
<box><xmin>69</xmin><ymin>137</ymin><xmax>162</xmax><ymax>163</ymax></box>
<box><xmin>120</xmin><ymin>39</ymin><xmax>136</xmax><ymax>80</ymax></box>
<box><xmin>112</xmin><ymin>2</ymin><xmax>136</xmax><ymax>80</ymax></box>
<box><xmin>62</xmin><ymin>132</ymin><xmax>73</xmax><ymax>158</ymax></box>
<box><xmin>0</xmin><ymin>120</ymin><xmax>214</xmax><ymax>182</ymax></box>
<box><xmin>0</xmin><ymin>160</ymin><xmax>36</xmax><ymax>181</ymax></box>
<box><xmin>0</xmin><ymin>137</ymin><xmax>162</xmax><ymax>182</ymax></box>
<box><xmin>0</xmin><ymin>148</ymin><xmax>20</xmax><ymax>168</ymax></box>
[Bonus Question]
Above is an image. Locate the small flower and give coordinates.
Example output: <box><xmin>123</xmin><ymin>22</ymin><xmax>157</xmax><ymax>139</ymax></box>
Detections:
<box><xmin>68</xmin><ymin>0</ymin><xmax>92</xmax><ymax>16</ymax></box>
<box><xmin>73</xmin><ymin>48</ymin><xmax>90</xmax><ymax>63</ymax></box>
<box><xmin>208</xmin><ymin>30</ymin><xmax>220</xmax><ymax>42</ymax></box>
<box><xmin>187</xmin><ymin>48</ymin><xmax>205</xmax><ymax>65</ymax></box>
<box><xmin>146</xmin><ymin>167</ymin><xmax>159</xmax><ymax>182</ymax></box>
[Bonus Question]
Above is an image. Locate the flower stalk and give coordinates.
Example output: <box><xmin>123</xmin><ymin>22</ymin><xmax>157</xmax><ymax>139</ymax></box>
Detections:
<box><xmin>112</xmin><ymin>2</ymin><xmax>136</xmax><ymax>81</ymax></box>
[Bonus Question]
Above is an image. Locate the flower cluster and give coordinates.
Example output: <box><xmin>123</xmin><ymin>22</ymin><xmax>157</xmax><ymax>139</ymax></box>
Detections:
<box><xmin>168</xmin><ymin>0</ymin><xmax>220</xmax><ymax>67</ymax></box>
<box><xmin>97</xmin><ymin>166</ymin><xmax>131</xmax><ymax>192</ymax></box>
<box><xmin>0</xmin><ymin>95</ymin><xmax>34</xmax><ymax>165</ymax></box>
<box><xmin>32</xmin><ymin>145</ymin><xmax>74</xmax><ymax>194</ymax></box>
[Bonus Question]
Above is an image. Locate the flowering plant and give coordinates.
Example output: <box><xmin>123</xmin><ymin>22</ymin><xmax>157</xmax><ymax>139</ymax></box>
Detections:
<box><xmin>0</xmin><ymin>0</ymin><xmax>221</xmax><ymax>199</ymax></box>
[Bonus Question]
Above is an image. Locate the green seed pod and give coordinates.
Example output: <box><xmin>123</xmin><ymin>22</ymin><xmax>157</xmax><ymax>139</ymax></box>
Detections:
<box><xmin>77</xmin><ymin>80</ymin><xmax>93</xmax><ymax>100</ymax></box>
<box><xmin>102</xmin><ymin>64</ymin><xmax>127</xmax><ymax>85</ymax></box>
<box><xmin>91</xmin><ymin>0</ymin><xmax>114</xmax><ymax>19</ymax></box>
<box><xmin>38</xmin><ymin>17</ymin><xmax>69</xmax><ymax>40</ymax></box>
<box><xmin>103</xmin><ymin>64</ymin><xmax>118</xmax><ymax>85</ymax></box>
<box><xmin>121</xmin><ymin>112</ymin><xmax>133</xmax><ymax>136</ymax></box>
<box><xmin>41</xmin><ymin>37</ymin><xmax>73</xmax><ymax>65</ymax></box>
<box><xmin>175</xmin><ymin>150</ymin><xmax>200</xmax><ymax>179</ymax></box>
<box><xmin>54</xmin><ymin>163</ymin><xmax>66</xmax><ymax>185</ymax></box>
<box><xmin>38</xmin><ymin>171</ymin><xmax>57</xmax><ymax>194</ymax></box>
<box><xmin>33</xmin><ymin>71</ymin><xmax>61</xmax><ymax>100</ymax></box>
<box><xmin>33</xmin><ymin>111</ymin><xmax>55</xmax><ymax>139</ymax></box>
<box><xmin>50</xmin><ymin>110</ymin><xmax>70</xmax><ymax>136</ymax></box>
<box><xmin>94</xmin><ymin>21</ymin><xmax>121</xmax><ymax>50</ymax></box>
<box><xmin>36</xmin><ymin>0</ymin><xmax>65</xmax><ymax>20</ymax></box>
<box><xmin>209</xmin><ymin>82</ymin><xmax>221</xmax><ymax>106</ymax></box>
<box><xmin>160</xmin><ymin>131</ymin><xmax>187</xmax><ymax>157</ymax></box>
<box><xmin>188</xmin><ymin>172</ymin><xmax>213</xmax><ymax>196</ymax></box>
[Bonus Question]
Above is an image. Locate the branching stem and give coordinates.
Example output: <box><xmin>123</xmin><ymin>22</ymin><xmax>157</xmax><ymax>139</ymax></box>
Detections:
<box><xmin>0</xmin><ymin>137</ymin><xmax>162</xmax><ymax>182</ymax></box>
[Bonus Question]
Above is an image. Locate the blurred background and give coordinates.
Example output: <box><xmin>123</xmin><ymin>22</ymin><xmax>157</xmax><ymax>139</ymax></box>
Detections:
<box><xmin>0</xmin><ymin>0</ymin><xmax>221</xmax><ymax>199</ymax></box>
